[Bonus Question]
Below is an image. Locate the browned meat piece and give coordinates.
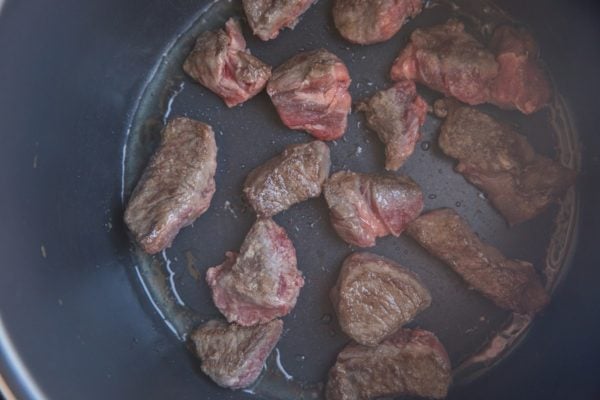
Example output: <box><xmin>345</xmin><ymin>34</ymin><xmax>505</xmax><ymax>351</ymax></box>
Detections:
<box><xmin>435</xmin><ymin>99</ymin><xmax>576</xmax><ymax>225</ymax></box>
<box><xmin>323</xmin><ymin>171</ymin><xmax>423</xmax><ymax>247</ymax></box>
<box><xmin>190</xmin><ymin>319</ymin><xmax>283</xmax><ymax>389</ymax></box>
<box><xmin>390</xmin><ymin>19</ymin><xmax>498</xmax><ymax>105</ymax></box>
<box><xmin>390</xmin><ymin>20</ymin><xmax>552</xmax><ymax>114</ymax></box>
<box><xmin>206</xmin><ymin>219</ymin><xmax>304</xmax><ymax>326</ymax></box>
<box><xmin>183</xmin><ymin>18</ymin><xmax>271</xmax><ymax>107</ymax></box>
<box><xmin>407</xmin><ymin>208</ymin><xmax>549</xmax><ymax>314</ymax></box>
<box><xmin>357</xmin><ymin>80</ymin><xmax>427</xmax><ymax>170</ymax></box>
<box><xmin>124</xmin><ymin>118</ymin><xmax>217</xmax><ymax>254</ymax></box>
<box><xmin>489</xmin><ymin>25</ymin><xmax>552</xmax><ymax>114</ymax></box>
<box><xmin>243</xmin><ymin>0</ymin><xmax>315</xmax><ymax>41</ymax></box>
<box><xmin>330</xmin><ymin>252</ymin><xmax>431</xmax><ymax>346</ymax></box>
<box><xmin>243</xmin><ymin>141</ymin><xmax>331</xmax><ymax>217</ymax></box>
<box><xmin>332</xmin><ymin>0</ymin><xmax>422</xmax><ymax>45</ymax></box>
<box><xmin>326</xmin><ymin>328</ymin><xmax>451</xmax><ymax>400</ymax></box>
<box><xmin>267</xmin><ymin>49</ymin><xmax>352</xmax><ymax>141</ymax></box>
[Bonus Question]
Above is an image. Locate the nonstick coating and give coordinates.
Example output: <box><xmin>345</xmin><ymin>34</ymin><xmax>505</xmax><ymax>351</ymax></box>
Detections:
<box><xmin>123</xmin><ymin>0</ymin><xmax>578</xmax><ymax>398</ymax></box>
<box><xmin>0</xmin><ymin>0</ymin><xmax>599</xmax><ymax>399</ymax></box>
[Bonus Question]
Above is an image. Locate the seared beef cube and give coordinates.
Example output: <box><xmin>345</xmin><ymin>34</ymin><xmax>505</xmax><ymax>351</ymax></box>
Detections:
<box><xmin>326</xmin><ymin>328</ymin><xmax>451</xmax><ymax>400</ymax></box>
<box><xmin>333</xmin><ymin>0</ymin><xmax>423</xmax><ymax>45</ymax></box>
<box><xmin>323</xmin><ymin>171</ymin><xmax>423</xmax><ymax>247</ymax></box>
<box><xmin>330</xmin><ymin>252</ymin><xmax>431</xmax><ymax>346</ymax></box>
<box><xmin>390</xmin><ymin>19</ymin><xmax>498</xmax><ymax>105</ymax></box>
<box><xmin>206</xmin><ymin>218</ymin><xmax>304</xmax><ymax>326</ymax></box>
<box><xmin>390</xmin><ymin>20</ymin><xmax>552</xmax><ymax>114</ymax></box>
<box><xmin>489</xmin><ymin>25</ymin><xmax>552</xmax><ymax>114</ymax></box>
<box><xmin>124</xmin><ymin>117</ymin><xmax>217</xmax><ymax>254</ymax></box>
<box><xmin>357</xmin><ymin>80</ymin><xmax>427</xmax><ymax>170</ymax></box>
<box><xmin>190</xmin><ymin>319</ymin><xmax>283</xmax><ymax>389</ymax></box>
<box><xmin>183</xmin><ymin>18</ymin><xmax>271</xmax><ymax>107</ymax></box>
<box><xmin>407</xmin><ymin>208</ymin><xmax>549</xmax><ymax>314</ymax></box>
<box><xmin>267</xmin><ymin>49</ymin><xmax>352</xmax><ymax>141</ymax></box>
<box><xmin>435</xmin><ymin>99</ymin><xmax>576</xmax><ymax>225</ymax></box>
<box><xmin>244</xmin><ymin>141</ymin><xmax>331</xmax><ymax>217</ymax></box>
<box><xmin>243</xmin><ymin>0</ymin><xmax>315</xmax><ymax>41</ymax></box>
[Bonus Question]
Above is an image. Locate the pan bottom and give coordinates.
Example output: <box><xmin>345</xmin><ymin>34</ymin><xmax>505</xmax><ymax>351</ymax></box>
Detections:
<box><xmin>121</xmin><ymin>0</ymin><xmax>580</xmax><ymax>398</ymax></box>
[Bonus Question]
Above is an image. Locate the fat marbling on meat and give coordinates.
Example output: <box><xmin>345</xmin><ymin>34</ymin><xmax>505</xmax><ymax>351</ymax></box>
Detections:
<box><xmin>332</xmin><ymin>0</ymin><xmax>423</xmax><ymax>45</ymax></box>
<box><xmin>407</xmin><ymin>208</ymin><xmax>549</xmax><ymax>315</ymax></box>
<box><xmin>435</xmin><ymin>99</ymin><xmax>576</xmax><ymax>225</ymax></box>
<box><xmin>243</xmin><ymin>0</ymin><xmax>315</xmax><ymax>41</ymax></box>
<box><xmin>326</xmin><ymin>328</ymin><xmax>451</xmax><ymax>400</ymax></box>
<box><xmin>190</xmin><ymin>319</ymin><xmax>283</xmax><ymax>389</ymax></box>
<box><xmin>330</xmin><ymin>252</ymin><xmax>431</xmax><ymax>346</ymax></box>
<box><xmin>357</xmin><ymin>80</ymin><xmax>427</xmax><ymax>171</ymax></box>
<box><xmin>124</xmin><ymin>117</ymin><xmax>217</xmax><ymax>254</ymax></box>
<box><xmin>267</xmin><ymin>49</ymin><xmax>352</xmax><ymax>141</ymax></box>
<box><xmin>183</xmin><ymin>18</ymin><xmax>271</xmax><ymax>107</ymax></box>
<box><xmin>323</xmin><ymin>171</ymin><xmax>423</xmax><ymax>247</ymax></box>
<box><xmin>206</xmin><ymin>218</ymin><xmax>304</xmax><ymax>326</ymax></box>
<box><xmin>243</xmin><ymin>140</ymin><xmax>331</xmax><ymax>217</ymax></box>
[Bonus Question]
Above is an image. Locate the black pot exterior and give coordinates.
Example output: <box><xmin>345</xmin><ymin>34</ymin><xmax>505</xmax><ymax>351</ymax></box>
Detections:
<box><xmin>0</xmin><ymin>0</ymin><xmax>599</xmax><ymax>399</ymax></box>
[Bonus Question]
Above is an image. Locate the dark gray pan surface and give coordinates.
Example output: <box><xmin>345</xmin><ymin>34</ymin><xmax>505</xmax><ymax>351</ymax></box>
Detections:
<box><xmin>3</xmin><ymin>0</ymin><xmax>600</xmax><ymax>400</ymax></box>
<box><xmin>122</xmin><ymin>0</ymin><xmax>579</xmax><ymax>398</ymax></box>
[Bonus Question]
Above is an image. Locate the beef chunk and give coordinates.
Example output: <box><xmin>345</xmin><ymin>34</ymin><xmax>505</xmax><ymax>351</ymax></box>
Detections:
<box><xmin>323</xmin><ymin>171</ymin><xmax>423</xmax><ymax>247</ymax></box>
<box><xmin>391</xmin><ymin>19</ymin><xmax>498</xmax><ymax>105</ymax></box>
<box><xmin>183</xmin><ymin>18</ymin><xmax>271</xmax><ymax>107</ymax></box>
<box><xmin>435</xmin><ymin>99</ymin><xmax>576</xmax><ymax>225</ymax></box>
<box><xmin>407</xmin><ymin>208</ymin><xmax>549</xmax><ymax>314</ymax></box>
<box><xmin>390</xmin><ymin>20</ymin><xmax>552</xmax><ymax>113</ymax></box>
<box><xmin>326</xmin><ymin>329</ymin><xmax>451</xmax><ymax>400</ymax></box>
<box><xmin>267</xmin><ymin>49</ymin><xmax>352</xmax><ymax>141</ymax></box>
<box><xmin>332</xmin><ymin>0</ymin><xmax>422</xmax><ymax>45</ymax></box>
<box><xmin>190</xmin><ymin>319</ymin><xmax>283</xmax><ymax>389</ymax></box>
<box><xmin>244</xmin><ymin>141</ymin><xmax>331</xmax><ymax>217</ymax></box>
<box><xmin>489</xmin><ymin>25</ymin><xmax>552</xmax><ymax>114</ymax></box>
<box><xmin>243</xmin><ymin>0</ymin><xmax>315</xmax><ymax>41</ymax></box>
<box><xmin>206</xmin><ymin>218</ymin><xmax>304</xmax><ymax>326</ymax></box>
<box><xmin>330</xmin><ymin>252</ymin><xmax>431</xmax><ymax>346</ymax></box>
<box><xmin>124</xmin><ymin>117</ymin><xmax>217</xmax><ymax>254</ymax></box>
<box><xmin>357</xmin><ymin>80</ymin><xmax>427</xmax><ymax>170</ymax></box>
